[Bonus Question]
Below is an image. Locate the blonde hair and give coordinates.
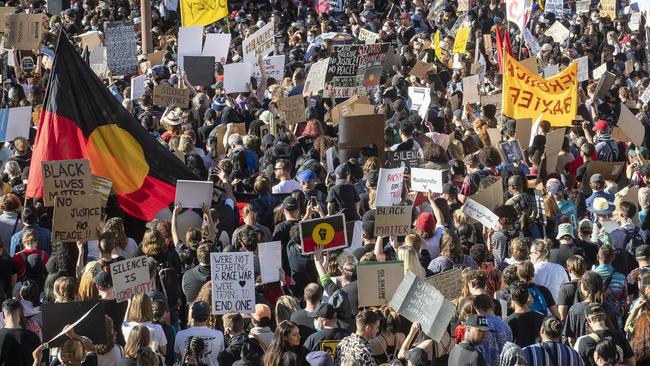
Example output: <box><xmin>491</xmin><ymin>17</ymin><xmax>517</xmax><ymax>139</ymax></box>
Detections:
<box><xmin>398</xmin><ymin>246</ymin><xmax>425</xmax><ymax>279</ymax></box>
<box><xmin>54</xmin><ymin>276</ymin><xmax>79</xmax><ymax>303</ymax></box>
<box><xmin>22</xmin><ymin>228</ymin><xmax>38</xmax><ymax>247</ymax></box>
<box><xmin>403</xmin><ymin>233</ymin><xmax>423</xmax><ymax>253</ymax></box>
<box><xmin>78</xmin><ymin>271</ymin><xmax>99</xmax><ymax>301</ymax></box>
<box><xmin>126</xmin><ymin>293</ymin><xmax>154</xmax><ymax>323</ymax></box>
<box><xmin>275</xmin><ymin>296</ymin><xmax>300</xmax><ymax>325</ymax></box>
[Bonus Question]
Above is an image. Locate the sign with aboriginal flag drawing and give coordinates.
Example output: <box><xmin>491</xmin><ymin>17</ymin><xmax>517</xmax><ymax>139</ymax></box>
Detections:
<box><xmin>502</xmin><ymin>52</ymin><xmax>578</xmax><ymax>127</ymax></box>
<box><xmin>325</xmin><ymin>43</ymin><xmax>390</xmax><ymax>98</ymax></box>
<box><xmin>300</xmin><ymin>214</ymin><xmax>347</xmax><ymax>254</ymax></box>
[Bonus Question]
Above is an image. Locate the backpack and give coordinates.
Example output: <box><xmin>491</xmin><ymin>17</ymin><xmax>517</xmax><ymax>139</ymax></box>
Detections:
<box><xmin>239</xmin><ymin>335</ymin><xmax>266</xmax><ymax>366</ymax></box>
<box><xmin>19</xmin><ymin>252</ymin><xmax>47</xmax><ymax>292</ymax></box>
<box><xmin>602</xmin><ymin>274</ymin><xmax>626</xmax><ymax>329</ymax></box>
<box><xmin>528</xmin><ymin>286</ymin><xmax>549</xmax><ymax>315</ymax></box>
<box><xmin>157</xmin><ymin>261</ymin><xmax>182</xmax><ymax>310</ymax></box>
<box><xmin>623</xmin><ymin>226</ymin><xmax>645</xmax><ymax>254</ymax></box>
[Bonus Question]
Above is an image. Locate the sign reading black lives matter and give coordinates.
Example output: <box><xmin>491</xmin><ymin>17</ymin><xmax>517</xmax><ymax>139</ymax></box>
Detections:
<box><xmin>42</xmin><ymin>159</ymin><xmax>93</xmax><ymax>207</ymax></box>
<box><xmin>325</xmin><ymin>43</ymin><xmax>390</xmax><ymax>98</ymax></box>
<box><xmin>211</xmin><ymin>252</ymin><xmax>255</xmax><ymax>315</ymax></box>
<box><xmin>52</xmin><ymin>193</ymin><xmax>102</xmax><ymax>242</ymax></box>
<box><xmin>104</xmin><ymin>21</ymin><xmax>138</xmax><ymax>76</ymax></box>
<box><xmin>110</xmin><ymin>256</ymin><xmax>154</xmax><ymax>303</ymax></box>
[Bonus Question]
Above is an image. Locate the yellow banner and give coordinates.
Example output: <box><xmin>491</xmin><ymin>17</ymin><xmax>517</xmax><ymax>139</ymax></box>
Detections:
<box><xmin>433</xmin><ymin>30</ymin><xmax>441</xmax><ymax>59</ymax></box>
<box><xmin>502</xmin><ymin>52</ymin><xmax>578</xmax><ymax>126</ymax></box>
<box><xmin>453</xmin><ymin>27</ymin><xmax>470</xmax><ymax>55</ymax></box>
<box><xmin>181</xmin><ymin>0</ymin><xmax>228</xmax><ymax>27</ymax></box>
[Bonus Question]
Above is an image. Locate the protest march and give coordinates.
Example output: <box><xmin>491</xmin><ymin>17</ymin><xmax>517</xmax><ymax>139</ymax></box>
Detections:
<box><xmin>1</xmin><ymin>0</ymin><xmax>650</xmax><ymax>366</ymax></box>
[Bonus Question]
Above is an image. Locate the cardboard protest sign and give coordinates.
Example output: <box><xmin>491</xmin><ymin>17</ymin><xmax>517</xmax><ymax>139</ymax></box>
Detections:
<box><xmin>130</xmin><ymin>75</ymin><xmax>146</xmax><ymax>100</ymax></box>
<box><xmin>600</xmin><ymin>0</ymin><xmax>616</xmax><ymax>19</ymax></box>
<box><xmin>616</xmin><ymin>186</ymin><xmax>640</xmax><ymax>205</ymax></box>
<box><xmin>522</xmin><ymin>28</ymin><xmax>541</xmax><ymax>55</ymax></box>
<box><xmin>544</xmin><ymin>21</ymin><xmax>570</xmax><ymax>43</ymax></box>
<box><xmin>617</xmin><ymin>104</ymin><xmax>645</xmax><ymax>147</ymax></box>
<box><xmin>180</xmin><ymin>0</ymin><xmax>227</xmax><ymax>27</ymax></box>
<box><xmin>519</xmin><ymin>57</ymin><xmax>538</xmax><ymax>74</ymax></box>
<box><xmin>487</xmin><ymin>128</ymin><xmax>502</xmax><ymax>146</ymax></box>
<box><xmin>389</xmin><ymin>271</ymin><xmax>455</xmax><ymax>342</ymax></box>
<box><xmin>376</xmin><ymin>167</ymin><xmax>405</xmax><ymax>207</ymax></box>
<box><xmin>410</xmin><ymin>168</ymin><xmax>448</xmax><ymax>193</ymax></box>
<box><xmin>374</xmin><ymin>206</ymin><xmax>412</xmax><ymax>236</ymax></box>
<box><xmin>499</xmin><ymin>140</ymin><xmax>525</xmax><ymax>164</ymax></box>
<box><xmin>147</xmin><ymin>50</ymin><xmax>166</xmax><ymax>66</ymax></box>
<box><xmin>480</xmin><ymin>93</ymin><xmax>502</xmax><ymax>117</ymax></box>
<box><xmin>104</xmin><ymin>21</ymin><xmax>138</xmax><ymax>76</ymax></box>
<box><xmin>175</xmin><ymin>180</ymin><xmax>213</xmax><ymax>209</ymax></box>
<box><xmin>544</xmin><ymin>0</ymin><xmax>563</xmax><ymax>15</ymax></box>
<box><xmin>184</xmin><ymin>56</ymin><xmax>215</xmax><ymax>86</ymax></box>
<box><xmin>410</xmin><ymin>60</ymin><xmax>436</xmax><ymax>80</ymax></box>
<box><xmin>52</xmin><ymin>193</ymin><xmax>101</xmax><ymax>242</ymax></box>
<box><xmin>0</xmin><ymin>106</ymin><xmax>31</xmax><ymax>142</ymax></box>
<box><xmin>338</xmin><ymin>113</ymin><xmax>384</xmax><ymax>163</ymax></box>
<box><xmin>214</xmin><ymin>123</ymin><xmax>246</xmax><ymax>155</ymax></box>
<box><xmin>42</xmin><ymin>301</ymin><xmax>106</xmax><ymax>347</ymax></box>
<box><xmin>462</xmin><ymin>198</ymin><xmax>499</xmax><ymax>229</ymax></box>
<box><xmin>330</xmin><ymin>95</ymin><xmax>374</xmax><ymax>126</ymax></box>
<box><xmin>42</xmin><ymin>159</ymin><xmax>92</xmax><ymax>207</ymax></box>
<box><xmin>242</xmin><ymin>20</ymin><xmax>275</xmax><ymax>63</ymax></box>
<box><xmin>4</xmin><ymin>14</ymin><xmax>42</xmax><ymax>50</ymax></box>
<box><xmin>0</xmin><ymin>7</ymin><xmax>16</xmax><ymax>34</ymax></box>
<box><xmin>304</xmin><ymin>57</ymin><xmax>330</xmax><ymax>96</ymax></box>
<box><xmin>251</xmin><ymin>55</ymin><xmax>285</xmax><ymax>81</ymax></box>
<box><xmin>258</xmin><ymin>241</ymin><xmax>282</xmax><ymax>284</ymax></box>
<box><xmin>211</xmin><ymin>252</ymin><xmax>256</xmax><ymax>314</ymax></box>
<box><xmin>357</xmin><ymin>261</ymin><xmax>405</xmax><ymax>307</ymax></box>
<box><xmin>576</xmin><ymin>0</ymin><xmax>589</xmax><ymax>13</ymax></box>
<box><xmin>202</xmin><ymin>33</ymin><xmax>230</xmax><ymax>63</ymax></box>
<box><xmin>92</xmin><ymin>175</ymin><xmax>112</xmax><ymax>204</ymax></box>
<box><xmin>483</xmin><ymin>34</ymin><xmax>493</xmax><ymax>54</ymax></box>
<box><xmin>326</xmin><ymin>43</ymin><xmax>389</xmax><ymax>97</ymax></box>
<box><xmin>277</xmin><ymin>95</ymin><xmax>306</xmax><ymax>126</ymax></box>
<box><xmin>462</xmin><ymin>74</ymin><xmax>480</xmax><ymax>105</ymax></box>
<box><xmin>425</xmin><ymin>267</ymin><xmax>463</xmax><ymax>300</ymax></box>
<box><xmin>576</xmin><ymin>56</ymin><xmax>589</xmax><ymax>82</ymax></box>
<box><xmin>299</xmin><ymin>214</ymin><xmax>347</xmax><ymax>254</ymax></box>
<box><xmin>153</xmin><ymin>85</ymin><xmax>191</xmax><ymax>109</ymax></box>
<box><xmin>594</xmin><ymin>71</ymin><xmax>616</xmax><ymax>98</ymax></box>
<box><xmin>470</xmin><ymin>177</ymin><xmax>504</xmax><ymax>211</ymax></box>
<box><xmin>78</xmin><ymin>32</ymin><xmax>102</xmax><ymax>53</ymax></box>
<box><xmin>110</xmin><ymin>256</ymin><xmax>154</xmax><ymax>302</ymax></box>
<box><xmin>502</xmin><ymin>53</ymin><xmax>578</xmax><ymax>126</ymax></box>
<box><xmin>584</xmin><ymin>160</ymin><xmax>625</xmax><ymax>182</ymax></box>
<box><xmin>223</xmin><ymin>62</ymin><xmax>253</xmax><ymax>93</ymax></box>
<box><xmin>514</xmin><ymin>118</ymin><xmax>532</xmax><ymax>149</ymax></box>
<box><xmin>178</xmin><ymin>26</ymin><xmax>203</xmax><ymax>70</ymax></box>
<box><xmin>358</xmin><ymin>28</ymin><xmax>379</xmax><ymax>44</ymax></box>
<box><xmin>544</xmin><ymin>127</ymin><xmax>566</xmax><ymax>174</ymax></box>
<box><xmin>453</xmin><ymin>27</ymin><xmax>471</xmax><ymax>54</ymax></box>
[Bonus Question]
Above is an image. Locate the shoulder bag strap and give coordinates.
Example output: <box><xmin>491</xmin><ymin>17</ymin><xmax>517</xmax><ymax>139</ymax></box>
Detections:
<box><xmin>250</xmin><ymin>333</ymin><xmax>269</xmax><ymax>352</ymax></box>
<box><xmin>11</xmin><ymin>218</ymin><xmax>19</xmax><ymax>236</ymax></box>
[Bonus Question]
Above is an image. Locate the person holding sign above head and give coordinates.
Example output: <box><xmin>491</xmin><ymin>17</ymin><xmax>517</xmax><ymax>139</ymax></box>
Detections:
<box><xmin>448</xmin><ymin>314</ymin><xmax>491</xmax><ymax>366</ymax></box>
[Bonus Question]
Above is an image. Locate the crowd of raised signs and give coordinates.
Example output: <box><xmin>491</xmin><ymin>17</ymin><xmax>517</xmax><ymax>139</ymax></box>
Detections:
<box><xmin>2</xmin><ymin>0</ymin><xmax>650</xmax><ymax>366</ymax></box>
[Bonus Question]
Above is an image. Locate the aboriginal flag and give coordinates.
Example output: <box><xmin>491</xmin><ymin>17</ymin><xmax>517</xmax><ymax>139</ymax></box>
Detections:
<box><xmin>26</xmin><ymin>34</ymin><xmax>198</xmax><ymax>221</ymax></box>
<box><xmin>299</xmin><ymin>214</ymin><xmax>347</xmax><ymax>254</ymax></box>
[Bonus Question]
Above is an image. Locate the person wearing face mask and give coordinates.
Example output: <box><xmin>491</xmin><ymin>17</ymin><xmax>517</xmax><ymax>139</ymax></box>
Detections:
<box><xmin>302</xmin><ymin>303</ymin><xmax>350</xmax><ymax>352</ymax></box>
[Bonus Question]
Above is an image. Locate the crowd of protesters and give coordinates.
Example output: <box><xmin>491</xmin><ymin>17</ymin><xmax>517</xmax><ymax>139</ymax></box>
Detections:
<box><xmin>0</xmin><ymin>0</ymin><xmax>648</xmax><ymax>366</ymax></box>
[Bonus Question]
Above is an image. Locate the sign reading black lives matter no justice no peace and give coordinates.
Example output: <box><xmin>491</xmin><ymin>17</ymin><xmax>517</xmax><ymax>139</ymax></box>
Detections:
<box><xmin>42</xmin><ymin>159</ymin><xmax>92</xmax><ymax>207</ymax></box>
<box><xmin>52</xmin><ymin>193</ymin><xmax>102</xmax><ymax>242</ymax></box>
<box><xmin>110</xmin><ymin>256</ymin><xmax>153</xmax><ymax>303</ymax></box>
<box><xmin>211</xmin><ymin>252</ymin><xmax>255</xmax><ymax>315</ymax></box>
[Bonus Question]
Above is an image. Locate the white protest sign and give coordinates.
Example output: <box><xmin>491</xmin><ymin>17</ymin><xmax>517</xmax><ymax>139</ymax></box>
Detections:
<box><xmin>629</xmin><ymin>13</ymin><xmax>641</xmax><ymax>31</ymax></box>
<box><xmin>640</xmin><ymin>87</ymin><xmax>650</xmax><ymax>105</ymax></box>
<box><xmin>251</xmin><ymin>55</ymin><xmax>286</xmax><ymax>82</ymax></box>
<box><xmin>576</xmin><ymin>0</ymin><xmax>589</xmax><ymax>13</ymax></box>
<box><xmin>178</xmin><ymin>26</ymin><xmax>203</xmax><ymax>70</ymax></box>
<box><xmin>303</xmin><ymin>57</ymin><xmax>329</xmax><ymax>96</ymax></box>
<box><xmin>544</xmin><ymin>21</ymin><xmax>570</xmax><ymax>43</ymax></box>
<box><xmin>593</xmin><ymin>63</ymin><xmax>607</xmax><ymax>80</ymax></box>
<box><xmin>576</xmin><ymin>56</ymin><xmax>589</xmax><ymax>82</ymax></box>
<box><xmin>223</xmin><ymin>62</ymin><xmax>253</xmax><ymax>93</ymax></box>
<box><xmin>506</xmin><ymin>0</ymin><xmax>528</xmax><ymax>31</ymax></box>
<box><xmin>175</xmin><ymin>180</ymin><xmax>213</xmax><ymax>209</ymax></box>
<box><xmin>89</xmin><ymin>46</ymin><xmax>108</xmax><ymax>79</ymax></box>
<box><xmin>543</xmin><ymin>64</ymin><xmax>559</xmax><ymax>78</ymax></box>
<box><xmin>211</xmin><ymin>252</ymin><xmax>255</xmax><ymax>315</ymax></box>
<box><xmin>522</xmin><ymin>28</ymin><xmax>541</xmax><ymax>55</ymax></box>
<box><xmin>202</xmin><ymin>33</ymin><xmax>231</xmax><ymax>63</ymax></box>
<box><xmin>258</xmin><ymin>241</ymin><xmax>281</xmax><ymax>284</ymax></box>
<box><xmin>110</xmin><ymin>256</ymin><xmax>154</xmax><ymax>303</ymax></box>
<box><xmin>462</xmin><ymin>198</ymin><xmax>499</xmax><ymax>229</ymax></box>
<box><xmin>130</xmin><ymin>75</ymin><xmax>145</xmax><ymax>100</ymax></box>
<box><xmin>410</xmin><ymin>168</ymin><xmax>447</xmax><ymax>193</ymax></box>
<box><xmin>376</xmin><ymin>167</ymin><xmax>405</xmax><ymax>207</ymax></box>
<box><xmin>0</xmin><ymin>106</ymin><xmax>31</xmax><ymax>142</ymax></box>
<box><xmin>462</xmin><ymin>74</ymin><xmax>481</xmax><ymax>105</ymax></box>
<box><xmin>358</xmin><ymin>28</ymin><xmax>379</xmax><ymax>44</ymax></box>
<box><xmin>408</xmin><ymin>87</ymin><xmax>431</xmax><ymax>119</ymax></box>
<box><xmin>242</xmin><ymin>20</ymin><xmax>275</xmax><ymax>63</ymax></box>
<box><xmin>544</xmin><ymin>0</ymin><xmax>563</xmax><ymax>15</ymax></box>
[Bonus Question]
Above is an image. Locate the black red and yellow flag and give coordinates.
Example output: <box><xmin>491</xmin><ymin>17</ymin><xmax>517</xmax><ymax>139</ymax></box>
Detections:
<box><xmin>299</xmin><ymin>214</ymin><xmax>347</xmax><ymax>254</ymax></box>
<box><xmin>26</xmin><ymin>34</ymin><xmax>198</xmax><ymax>221</ymax></box>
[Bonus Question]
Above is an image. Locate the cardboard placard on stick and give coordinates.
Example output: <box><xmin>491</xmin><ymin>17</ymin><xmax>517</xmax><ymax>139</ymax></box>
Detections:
<box><xmin>42</xmin><ymin>159</ymin><xmax>92</xmax><ymax>207</ymax></box>
<box><xmin>594</xmin><ymin>71</ymin><xmax>615</xmax><ymax>97</ymax></box>
<box><xmin>424</xmin><ymin>267</ymin><xmax>463</xmax><ymax>300</ymax></box>
<box><xmin>617</xmin><ymin>104</ymin><xmax>645</xmax><ymax>147</ymax></box>
<box><xmin>277</xmin><ymin>95</ymin><xmax>306</xmax><ymax>126</ymax></box>
<box><xmin>330</xmin><ymin>95</ymin><xmax>374</xmax><ymax>126</ymax></box>
<box><xmin>514</xmin><ymin>118</ymin><xmax>532</xmax><ymax>150</ymax></box>
<box><xmin>470</xmin><ymin>177</ymin><xmax>503</xmax><ymax>211</ymax></box>
<box><xmin>303</xmin><ymin>57</ymin><xmax>329</xmax><ymax>96</ymax></box>
<box><xmin>520</xmin><ymin>57</ymin><xmax>538</xmax><ymax>74</ymax></box>
<box><xmin>0</xmin><ymin>7</ymin><xmax>16</xmax><ymax>34</ymax></box>
<box><xmin>487</xmin><ymin>128</ymin><xmax>501</xmax><ymax>146</ymax></box>
<box><xmin>584</xmin><ymin>160</ymin><xmax>626</xmax><ymax>182</ymax></box>
<box><xmin>544</xmin><ymin>128</ymin><xmax>566</xmax><ymax>174</ymax></box>
<box><xmin>410</xmin><ymin>60</ymin><xmax>436</xmax><ymax>80</ymax></box>
<box><xmin>374</xmin><ymin>206</ymin><xmax>412</xmax><ymax>236</ymax></box>
<box><xmin>153</xmin><ymin>85</ymin><xmax>190</xmax><ymax>109</ymax></box>
<box><xmin>214</xmin><ymin>123</ymin><xmax>246</xmax><ymax>156</ymax></box>
<box><xmin>110</xmin><ymin>256</ymin><xmax>154</xmax><ymax>302</ymax></box>
<box><xmin>211</xmin><ymin>252</ymin><xmax>256</xmax><ymax>314</ymax></box>
<box><xmin>338</xmin><ymin>113</ymin><xmax>384</xmax><ymax>163</ymax></box>
<box><xmin>357</xmin><ymin>261</ymin><xmax>405</xmax><ymax>307</ymax></box>
<box><xmin>462</xmin><ymin>198</ymin><xmax>499</xmax><ymax>229</ymax></box>
<box><xmin>4</xmin><ymin>13</ymin><xmax>42</xmax><ymax>50</ymax></box>
<box><xmin>389</xmin><ymin>271</ymin><xmax>455</xmax><ymax>342</ymax></box>
<box><xmin>52</xmin><ymin>194</ymin><xmax>102</xmax><ymax>242</ymax></box>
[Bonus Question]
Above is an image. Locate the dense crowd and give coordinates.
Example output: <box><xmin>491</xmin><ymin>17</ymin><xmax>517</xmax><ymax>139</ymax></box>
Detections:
<box><xmin>0</xmin><ymin>0</ymin><xmax>648</xmax><ymax>366</ymax></box>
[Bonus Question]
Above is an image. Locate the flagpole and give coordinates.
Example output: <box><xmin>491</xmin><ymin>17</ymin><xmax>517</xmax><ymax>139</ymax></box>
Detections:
<box><xmin>141</xmin><ymin>0</ymin><xmax>153</xmax><ymax>54</ymax></box>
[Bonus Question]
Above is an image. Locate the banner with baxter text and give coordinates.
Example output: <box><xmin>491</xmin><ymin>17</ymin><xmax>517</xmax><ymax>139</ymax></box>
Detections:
<box><xmin>502</xmin><ymin>52</ymin><xmax>578</xmax><ymax>127</ymax></box>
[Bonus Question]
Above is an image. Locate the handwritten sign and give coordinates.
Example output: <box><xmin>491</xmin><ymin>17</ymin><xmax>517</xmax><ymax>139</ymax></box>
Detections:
<box><xmin>462</xmin><ymin>198</ymin><xmax>499</xmax><ymax>229</ymax></box>
<box><xmin>211</xmin><ymin>252</ymin><xmax>255</xmax><ymax>315</ymax></box>
<box><xmin>376</xmin><ymin>167</ymin><xmax>405</xmax><ymax>207</ymax></box>
<box><xmin>544</xmin><ymin>21</ymin><xmax>570</xmax><ymax>43</ymax></box>
<box><xmin>304</xmin><ymin>57</ymin><xmax>330</xmax><ymax>96</ymax></box>
<box><xmin>242</xmin><ymin>20</ymin><xmax>275</xmax><ymax>63</ymax></box>
<box><xmin>4</xmin><ymin>13</ymin><xmax>42</xmax><ymax>50</ymax></box>
<box><xmin>357</xmin><ymin>261</ymin><xmax>404</xmax><ymax>307</ymax></box>
<box><xmin>277</xmin><ymin>95</ymin><xmax>306</xmax><ymax>126</ymax></box>
<box><xmin>410</xmin><ymin>168</ymin><xmax>447</xmax><ymax>193</ymax></box>
<box><xmin>251</xmin><ymin>55</ymin><xmax>285</xmax><ymax>81</ymax></box>
<box><xmin>42</xmin><ymin>159</ymin><xmax>92</xmax><ymax>207</ymax></box>
<box><xmin>326</xmin><ymin>43</ymin><xmax>390</xmax><ymax>97</ymax></box>
<box><xmin>153</xmin><ymin>85</ymin><xmax>191</xmax><ymax>108</ymax></box>
<box><xmin>522</xmin><ymin>28</ymin><xmax>541</xmax><ymax>55</ymax></box>
<box><xmin>576</xmin><ymin>56</ymin><xmax>589</xmax><ymax>82</ymax></box>
<box><xmin>600</xmin><ymin>0</ymin><xmax>616</xmax><ymax>19</ymax></box>
<box><xmin>104</xmin><ymin>21</ymin><xmax>138</xmax><ymax>76</ymax></box>
<box><xmin>425</xmin><ymin>267</ymin><xmax>463</xmax><ymax>300</ymax></box>
<box><xmin>389</xmin><ymin>271</ymin><xmax>455</xmax><ymax>342</ymax></box>
<box><xmin>375</xmin><ymin>206</ymin><xmax>412</xmax><ymax>236</ymax></box>
<box><xmin>110</xmin><ymin>256</ymin><xmax>153</xmax><ymax>302</ymax></box>
<box><xmin>358</xmin><ymin>28</ymin><xmax>379</xmax><ymax>44</ymax></box>
<box><xmin>544</xmin><ymin>0</ymin><xmax>564</xmax><ymax>15</ymax></box>
<box><xmin>52</xmin><ymin>194</ymin><xmax>102</xmax><ymax>242</ymax></box>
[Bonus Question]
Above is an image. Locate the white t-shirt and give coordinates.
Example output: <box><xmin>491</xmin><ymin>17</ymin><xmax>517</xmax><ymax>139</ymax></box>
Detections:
<box><xmin>87</xmin><ymin>238</ymin><xmax>138</xmax><ymax>260</ymax></box>
<box><xmin>121</xmin><ymin>321</ymin><xmax>168</xmax><ymax>352</ymax></box>
<box><xmin>272</xmin><ymin>179</ymin><xmax>302</xmax><ymax>194</ymax></box>
<box><xmin>97</xmin><ymin>345</ymin><xmax>123</xmax><ymax>366</ymax></box>
<box><xmin>533</xmin><ymin>261</ymin><xmax>569</xmax><ymax>304</ymax></box>
<box><xmin>174</xmin><ymin>326</ymin><xmax>225</xmax><ymax>366</ymax></box>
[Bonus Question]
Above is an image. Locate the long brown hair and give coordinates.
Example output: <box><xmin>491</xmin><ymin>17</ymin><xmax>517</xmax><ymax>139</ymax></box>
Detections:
<box><xmin>141</xmin><ymin>227</ymin><xmax>166</xmax><ymax>257</ymax></box>
<box><xmin>124</xmin><ymin>324</ymin><xmax>151</xmax><ymax>358</ymax></box>
<box><xmin>96</xmin><ymin>316</ymin><xmax>116</xmax><ymax>355</ymax></box>
<box><xmin>126</xmin><ymin>293</ymin><xmax>154</xmax><ymax>323</ymax></box>
<box><xmin>263</xmin><ymin>321</ymin><xmax>299</xmax><ymax>366</ymax></box>
<box><xmin>631</xmin><ymin>312</ymin><xmax>650</xmax><ymax>361</ymax></box>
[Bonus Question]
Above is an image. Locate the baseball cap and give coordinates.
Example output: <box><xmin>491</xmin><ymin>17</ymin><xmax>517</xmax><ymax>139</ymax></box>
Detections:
<box><xmin>307</xmin><ymin>303</ymin><xmax>336</xmax><ymax>319</ymax></box>
<box><xmin>584</xmin><ymin>303</ymin><xmax>606</xmax><ymax>317</ymax></box>
<box><xmin>465</xmin><ymin>314</ymin><xmax>491</xmax><ymax>331</ymax></box>
<box><xmin>556</xmin><ymin>223</ymin><xmax>575</xmax><ymax>240</ymax></box>
<box><xmin>590</xmin><ymin>173</ymin><xmax>605</xmax><ymax>184</ymax></box>
<box><xmin>297</xmin><ymin>169</ymin><xmax>317</xmax><ymax>184</ymax></box>
<box><xmin>403</xmin><ymin>348</ymin><xmax>429</xmax><ymax>366</ymax></box>
<box><xmin>635</xmin><ymin>245</ymin><xmax>650</xmax><ymax>259</ymax></box>
<box><xmin>415</xmin><ymin>212</ymin><xmax>435</xmax><ymax>233</ymax></box>
<box><xmin>592</xmin><ymin>119</ymin><xmax>609</xmax><ymax>132</ymax></box>
<box><xmin>191</xmin><ymin>301</ymin><xmax>210</xmax><ymax>322</ymax></box>
<box><xmin>282</xmin><ymin>197</ymin><xmax>299</xmax><ymax>211</ymax></box>
<box><xmin>252</xmin><ymin>304</ymin><xmax>272</xmax><ymax>321</ymax></box>
<box><xmin>93</xmin><ymin>271</ymin><xmax>112</xmax><ymax>288</ymax></box>
<box><xmin>335</xmin><ymin>164</ymin><xmax>350</xmax><ymax>184</ymax></box>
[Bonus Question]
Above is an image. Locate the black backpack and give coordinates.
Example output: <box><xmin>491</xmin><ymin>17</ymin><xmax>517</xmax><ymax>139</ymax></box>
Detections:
<box><xmin>157</xmin><ymin>261</ymin><xmax>182</xmax><ymax>310</ymax></box>
<box><xmin>239</xmin><ymin>335</ymin><xmax>266</xmax><ymax>366</ymax></box>
<box><xmin>623</xmin><ymin>226</ymin><xmax>645</xmax><ymax>253</ymax></box>
<box><xmin>19</xmin><ymin>252</ymin><xmax>47</xmax><ymax>292</ymax></box>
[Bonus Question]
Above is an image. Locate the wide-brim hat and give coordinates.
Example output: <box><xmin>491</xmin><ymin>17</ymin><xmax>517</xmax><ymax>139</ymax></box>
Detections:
<box><xmin>587</xmin><ymin>197</ymin><xmax>615</xmax><ymax>216</ymax></box>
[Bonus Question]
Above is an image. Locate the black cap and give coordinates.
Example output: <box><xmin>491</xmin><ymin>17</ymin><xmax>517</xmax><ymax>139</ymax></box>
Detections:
<box><xmin>93</xmin><ymin>271</ymin><xmax>112</xmax><ymax>288</ymax></box>
<box><xmin>636</xmin><ymin>245</ymin><xmax>650</xmax><ymax>259</ymax></box>
<box><xmin>191</xmin><ymin>301</ymin><xmax>210</xmax><ymax>322</ymax></box>
<box><xmin>465</xmin><ymin>314</ymin><xmax>490</xmax><ymax>331</ymax></box>
<box><xmin>584</xmin><ymin>303</ymin><xmax>606</xmax><ymax>317</ymax></box>
<box><xmin>307</xmin><ymin>303</ymin><xmax>336</xmax><ymax>319</ymax></box>
<box><xmin>282</xmin><ymin>196</ymin><xmax>299</xmax><ymax>211</ymax></box>
<box><xmin>403</xmin><ymin>348</ymin><xmax>429</xmax><ymax>366</ymax></box>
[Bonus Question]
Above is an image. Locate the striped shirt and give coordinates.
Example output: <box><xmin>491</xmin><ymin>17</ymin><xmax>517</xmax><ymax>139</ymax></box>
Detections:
<box><xmin>522</xmin><ymin>341</ymin><xmax>584</xmax><ymax>366</ymax></box>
